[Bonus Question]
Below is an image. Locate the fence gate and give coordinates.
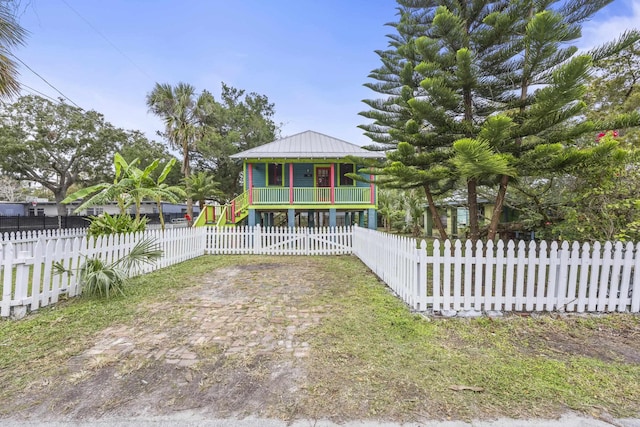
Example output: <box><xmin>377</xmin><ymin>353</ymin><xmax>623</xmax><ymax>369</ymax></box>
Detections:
<box><xmin>205</xmin><ymin>226</ymin><xmax>353</xmax><ymax>256</ymax></box>
<box><xmin>258</xmin><ymin>227</ymin><xmax>309</xmax><ymax>255</ymax></box>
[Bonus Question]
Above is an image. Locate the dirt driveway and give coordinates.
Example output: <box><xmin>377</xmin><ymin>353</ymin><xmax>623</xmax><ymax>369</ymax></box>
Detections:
<box><xmin>7</xmin><ymin>258</ymin><xmax>334</xmax><ymax>421</ymax></box>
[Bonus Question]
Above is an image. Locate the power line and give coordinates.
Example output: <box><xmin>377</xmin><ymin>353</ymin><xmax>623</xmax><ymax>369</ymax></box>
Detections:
<box><xmin>59</xmin><ymin>0</ymin><xmax>156</xmax><ymax>83</ymax></box>
<box><xmin>11</xmin><ymin>54</ymin><xmax>82</xmax><ymax>108</ymax></box>
<box><xmin>20</xmin><ymin>83</ymin><xmax>61</xmax><ymax>103</ymax></box>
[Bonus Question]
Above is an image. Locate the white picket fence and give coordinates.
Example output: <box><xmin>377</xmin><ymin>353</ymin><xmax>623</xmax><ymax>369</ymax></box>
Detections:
<box><xmin>205</xmin><ymin>225</ymin><xmax>353</xmax><ymax>256</ymax></box>
<box><xmin>0</xmin><ymin>228</ymin><xmax>88</xmax><ymax>259</ymax></box>
<box><xmin>352</xmin><ymin>227</ymin><xmax>640</xmax><ymax>315</ymax></box>
<box><xmin>1</xmin><ymin>227</ymin><xmax>206</xmax><ymax>318</ymax></box>
<box><xmin>2</xmin><ymin>225</ymin><xmax>639</xmax><ymax>318</ymax></box>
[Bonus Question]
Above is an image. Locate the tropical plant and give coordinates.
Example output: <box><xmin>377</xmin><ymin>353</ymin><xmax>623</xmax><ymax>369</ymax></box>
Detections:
<box><xmin>378</xmin><ymin>189</ymin><xmax>404</xmax><ymax>232</ymax></box>
<box><xmin>86</xmin><ymin>212</ymin><xmax>148</xmax><ymax>237</ymax></box>
<box><xmin>63</xmin><ymin>154</ymin><xmax>185</xmax><ymax>230</ymax></box>
<box><xmin>0</xmin><ymin>3</ymin><xmax>26</xmax><ymax>98</ymax></box>
<box><xmin>54</xmin><ymin>237</ymin><xmax>163</xmax><ymax>298</ymax></box>
<box><xmin>63</xmin><ymin>153</ymin><xmax>141</xmax><ymax>215</ymax></box>
<box><xmin>186</xmin><ymin>171</ymin><xmax>222</xmax><ymax>210</ymax></box>
<box><xmin>147</xmin><ymin>82</ymin><xmax>215</xmax><ymax>220</ymax></box>
<box><xmin>403</xmin><ymin>189</ymin><xmax>425</xmax><ymax>237</ymax></box>
<box><xmin>118</xmin><ymin>130</ymin><xmax>182</xmax><ymax>186</ymax></box>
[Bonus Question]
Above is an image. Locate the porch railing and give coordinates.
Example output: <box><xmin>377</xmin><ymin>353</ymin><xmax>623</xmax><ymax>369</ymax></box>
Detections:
<box><xmin>251</xmin><ymin>187</ymin><xmax>372</xmax><ymax>205</ymax></box>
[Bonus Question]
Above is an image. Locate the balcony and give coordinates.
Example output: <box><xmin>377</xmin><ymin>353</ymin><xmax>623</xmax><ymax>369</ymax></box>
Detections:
<box><xmin>250</xmin><ymin>187</ymin><xmax>374</xmax><ymax>206</ymax></box>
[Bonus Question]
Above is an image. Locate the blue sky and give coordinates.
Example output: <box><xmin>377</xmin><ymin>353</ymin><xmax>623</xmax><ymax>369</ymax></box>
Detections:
<box><xmin>13</xmin><ymin>0</ymin><xmax>640</xmax><ymax>147</ymax></box>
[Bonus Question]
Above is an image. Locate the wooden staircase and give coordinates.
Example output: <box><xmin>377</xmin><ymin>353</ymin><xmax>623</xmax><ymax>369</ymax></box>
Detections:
<box><xmin>193</xmin><ymin>192</ymin><xmax>249</xmax><ymax>227</ymax></box>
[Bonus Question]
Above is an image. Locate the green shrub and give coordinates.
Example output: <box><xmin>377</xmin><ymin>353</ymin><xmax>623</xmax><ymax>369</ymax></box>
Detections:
<box><xmin>87</xmin><ymin>213</ymin><xmax>148</xmax><ymax>237</ymax></box>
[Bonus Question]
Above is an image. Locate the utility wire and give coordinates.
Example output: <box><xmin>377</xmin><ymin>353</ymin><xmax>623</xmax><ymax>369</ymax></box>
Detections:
<box><xmin>59</xmin><ymin>0</ymin><xmax>156</xmax><ymax>83</ymax></box>
<box><xmin>20</xmin><ymin>83</ymin><xmax>62</xmax><ymax>103</ymax></box>
<box><xmin>11</xmin><ymin>54</ymin><xmax>82</xmax><ymax>108</ymax></box>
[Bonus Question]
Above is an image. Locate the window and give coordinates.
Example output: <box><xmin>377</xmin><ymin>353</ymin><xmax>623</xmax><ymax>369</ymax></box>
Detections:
<box><xmin>339</xmin><ymin>163</ymin><xmax>354</xmax><ymax>186</ymax></box>
<box><xmin>268</xmin><ymin>163</ymin><xmax>283</xmax><ymax>186</ymax></box>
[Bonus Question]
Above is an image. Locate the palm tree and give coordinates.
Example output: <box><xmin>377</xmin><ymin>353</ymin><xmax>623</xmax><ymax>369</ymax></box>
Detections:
<box><xmin>186</xmin><ymin>171</ymin><xmax>222</xmax><ymax>211</ymax></box>
<box><xmin>377</xmin><ymin>189</ymin><xmax>402</xmax><ymax>232</ymax></box>
<box><xmin>0</xmin><ymin>4</ymin><xmax>27</xmax><ymax>99</ymax></box>
<box><xmin>403</xmin><ymin>189</ymin><xmax>425</xmax><ymax>237</ymax></box>
<box><xmin>146</xmin><ymin>82</ymin><xmax>214</xmax><ymax>220</ymax></box>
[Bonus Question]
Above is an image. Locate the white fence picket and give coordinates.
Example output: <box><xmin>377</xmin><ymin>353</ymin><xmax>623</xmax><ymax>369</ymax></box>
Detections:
<box><xmin>1</xmin><ymin>243</ymin><xmax>14</xmax><ymax>317</ymax></box>
<box><xmin>618</xmin><ymin>242</ymin><xmax>635</xmax><ymax>312</ymax></box>
<box><xmin>494</xmin><ymin>240</ymin><xmax>505</xmax><ymax>311</ymax></box>
<box><xmin>576</xmin><ymin>243</ymin><xmax>590</xmax><ymax>313</ymax></box>
<box><xmin>631</xmin><ymin>243</ymin><xmax>640</xmax><ymax>313</ymax></box>
<box><xmin>535</xmin><ymin>241</ymin><xmax>548</xmax><ymax>311</ymax></box>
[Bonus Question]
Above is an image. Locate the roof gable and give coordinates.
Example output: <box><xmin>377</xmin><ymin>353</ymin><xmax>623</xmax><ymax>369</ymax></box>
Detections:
<box><xmin>229</xmin><ymin>130</ymin><xmax>385</xmax><ymax>159</ymax></box>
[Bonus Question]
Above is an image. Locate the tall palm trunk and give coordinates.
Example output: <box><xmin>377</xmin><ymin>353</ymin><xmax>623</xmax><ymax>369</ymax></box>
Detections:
<box><xmin>156</xmin><ymin>200</ymin><xmax>166</xmax><ymax>231</ymax></box>
<box><xmin>182</xmin><ymin>142</ymin><xmax>193</xmax><ymax>223</ymax></box>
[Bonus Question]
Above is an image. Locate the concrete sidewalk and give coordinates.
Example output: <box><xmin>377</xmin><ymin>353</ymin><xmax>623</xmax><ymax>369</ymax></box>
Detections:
<box><xmin>2</xmin><ymin>413</ymin><xmax>640</xmax><ymax>427</ymax></box>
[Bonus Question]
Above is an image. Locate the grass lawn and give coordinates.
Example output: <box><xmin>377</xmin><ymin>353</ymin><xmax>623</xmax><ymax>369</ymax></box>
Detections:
<box><xmin>1</xmin><ymin>254</ymin><xmax>639</xmax><ymax>422</ymax></box>
<box><xmin>300</xmin><ymin>257</ymin><xmax>640</xmax><ymax>421</ymax></box>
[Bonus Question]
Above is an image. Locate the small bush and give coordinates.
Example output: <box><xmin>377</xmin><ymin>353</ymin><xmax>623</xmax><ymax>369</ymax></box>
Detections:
<box><xmin>55</xmin><ymin>238</ymin><xmax>163</xmax><ymax>298</ymax></box>
<box><xmin>87</xmin><ymin>213</ymin><xmax>148</xmax><ymax>237</ymax></box>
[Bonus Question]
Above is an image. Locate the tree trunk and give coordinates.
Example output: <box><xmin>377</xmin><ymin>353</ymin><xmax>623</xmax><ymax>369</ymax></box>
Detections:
<box><xmin>487</xmin><ymin>175</ymin><xmax>509</xmax><ymax>241</ymax></box>
<box><xmin>54</xmin><ymin>191</ymin><xmax>67</xmax><ymax>217</ymax></box>
<box><xmin>157</xmin><ymin>200</ymin><xmax>165</xmax><ymax>231</ymax></box>
<box><xmin>467</xmin><ymin>179</ymin><xmax>479</xmax><ymax>241</ymax></box>
<box><xmin>183</xmin><ymin>143</ymin><xmax>193</xmax><ymax>225</ymax></box>
<box><xmin>423</xmin><ymin>184</ymin><xmax>448</xmax><ymax>240</ymax></box>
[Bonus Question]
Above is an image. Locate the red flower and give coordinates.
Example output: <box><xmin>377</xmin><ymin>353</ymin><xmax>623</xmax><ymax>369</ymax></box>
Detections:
<box><xmin>597</xmin><ymin>130</ymin><xmax>618</xmax><ymax>141</ymax></box>
<box><xmin>184</xmin><ymin>214</ymin><xmax>192</xmax><ymax>221</ymax></box>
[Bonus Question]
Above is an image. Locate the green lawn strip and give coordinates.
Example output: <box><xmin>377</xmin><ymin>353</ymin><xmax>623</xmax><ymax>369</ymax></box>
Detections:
<box><xmin>0</xmin><ymin>255</ymin><xmax>250</xmax><ymax>404</ymax></box>
<box><xmin>299</xmin><ymin>256</ymin><xmax>640</xmax><ymax>421</ymax></box>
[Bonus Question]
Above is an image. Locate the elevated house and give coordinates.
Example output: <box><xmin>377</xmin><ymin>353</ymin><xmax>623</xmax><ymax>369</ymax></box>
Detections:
<box><xmin>195</xmin><ymin>131</ymin><xmax>384</xmax><ymax>228</ymax></box>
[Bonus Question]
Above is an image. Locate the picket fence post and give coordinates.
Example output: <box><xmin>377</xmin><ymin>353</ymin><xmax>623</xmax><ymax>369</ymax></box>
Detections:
<box><xmin>254</xmin><ymin>225</ymin><xmax>262</xmax><ymax>255</ymax></box>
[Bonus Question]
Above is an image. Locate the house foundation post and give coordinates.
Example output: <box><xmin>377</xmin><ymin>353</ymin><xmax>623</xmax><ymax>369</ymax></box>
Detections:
<box><xmin>367</xmin><ymin>208</ymin><xmax>377</xmax><ymax>230</ymax></box>
<box><xmin>358</xmin><ymin>211</ymin><xmax>365</xmax><ymax>227</ymax></box>
<box><xmin>248</xmin><ymin>209</ymin><xmax>256</xmax><ymax>227</ymax></box>
<box><xmin>288</xmin><ymin>208</ymin><xmax>295</xmax><ymax>228</ymax></box>
<box><xmin>329</xmin><ymin>208</ymin><xmax>336</xmax><ymax>228</ymax></box>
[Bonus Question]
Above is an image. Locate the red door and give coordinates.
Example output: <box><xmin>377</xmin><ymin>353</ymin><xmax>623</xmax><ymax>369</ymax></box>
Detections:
<box><xmin>316</xmin><ymin>167</ymin><xmax>331</xmax><ymax>187</ymax></box>
<box><xmin>316</xmin><ymin>167</ymin><xmax>331</xmax><ymax>202</ymax></box>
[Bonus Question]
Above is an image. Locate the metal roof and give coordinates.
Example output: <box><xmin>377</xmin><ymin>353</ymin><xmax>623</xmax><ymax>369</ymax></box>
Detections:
<box><xmin>229</xmin><ymin>130</ymin><xmax>385</xmax><ymax>159</ymax></box>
